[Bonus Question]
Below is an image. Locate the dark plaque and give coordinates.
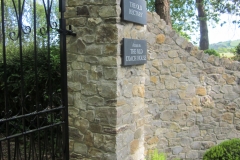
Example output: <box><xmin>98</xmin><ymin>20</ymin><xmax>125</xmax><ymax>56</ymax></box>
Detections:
<box><xmin>122</xmin><ymin>38</ymin><xmax>147</xmax><ymax>66</ymax></box>
<box><xmin>122</xmin><ymin>0</ymin><xmax>147</xmax><ymax>25</ymax></box>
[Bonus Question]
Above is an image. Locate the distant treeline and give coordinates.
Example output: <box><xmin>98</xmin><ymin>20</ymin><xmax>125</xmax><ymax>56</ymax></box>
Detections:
<box><xmin>210</xmin><ymin>39</ymin><xmax>240</xmax><ymax>53</ymax></box>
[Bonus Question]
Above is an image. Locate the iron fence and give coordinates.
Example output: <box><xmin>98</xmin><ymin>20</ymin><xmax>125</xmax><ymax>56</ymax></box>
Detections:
<box><xmin>0</xmin><ymin>0</ymin><xmax>69</xmax><ymax>159</ymax></box>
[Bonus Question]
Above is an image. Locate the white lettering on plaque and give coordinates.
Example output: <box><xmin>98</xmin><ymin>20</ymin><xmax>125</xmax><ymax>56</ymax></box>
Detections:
<box><xmin>129</xmin><ymin>2</ymin><xmax>143</xmax><ymax>18</ymax></box>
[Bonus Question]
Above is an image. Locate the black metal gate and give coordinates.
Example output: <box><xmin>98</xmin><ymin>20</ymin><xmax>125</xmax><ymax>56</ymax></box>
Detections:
<box><xmin>0</xmin><ymin>0</ymin><xmax>70</xmax><ymax>159</ymax></box>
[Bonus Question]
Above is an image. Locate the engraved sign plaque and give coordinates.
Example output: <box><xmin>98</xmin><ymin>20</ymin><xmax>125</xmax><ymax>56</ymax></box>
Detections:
<box><xmin>122</xmin><ymin>38</ymin><xmax>147</xmax><ymax>66</ymax></box>
<box><xmin>122</xmin><ymin>0</ymin><xmax>147</xmax><ymax>25</ymax></box>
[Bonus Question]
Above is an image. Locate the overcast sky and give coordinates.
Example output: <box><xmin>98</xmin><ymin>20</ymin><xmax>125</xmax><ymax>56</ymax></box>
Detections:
<box><xmin>190</xmin><ymin>14</ymin><xmax>240</xmax><ymax>45</ymax></box>
<box><xmin>208</xmin><ymin>14</ymin><xmax>240</xmax><ymax>44</ymax></box>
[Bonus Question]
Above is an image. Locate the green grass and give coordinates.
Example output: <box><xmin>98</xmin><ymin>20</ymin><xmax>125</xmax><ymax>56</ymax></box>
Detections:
<box><xmin>220</xmin><ymin>52</ymin><xmax>235</xmax><ymax>58</ymax></box>
<box><xmin>147</xmin><ymin>150</ymin><xmax>166</xmax><ymax>160</ymax></box>
<box><xmin>146</xmin><ymin>150</ymin><xmax>180</xmax><ymax>160</ymax></box>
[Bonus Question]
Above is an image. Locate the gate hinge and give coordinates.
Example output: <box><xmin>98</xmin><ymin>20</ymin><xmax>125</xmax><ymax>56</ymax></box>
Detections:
<box><xmin>57</xmin><ymin>25</ymin><xmax>76</xmax><ymax>36</ymax></box>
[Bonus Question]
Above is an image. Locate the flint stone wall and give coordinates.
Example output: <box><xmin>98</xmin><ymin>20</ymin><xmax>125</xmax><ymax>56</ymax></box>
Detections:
<box><xmin>66</xmin><ymin>1</ymin><xmax>240</xmax><ymax>159</ymax></box>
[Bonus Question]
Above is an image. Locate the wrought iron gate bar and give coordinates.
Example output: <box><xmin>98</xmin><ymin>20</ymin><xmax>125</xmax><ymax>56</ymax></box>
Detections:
<box><xmin>33</xmin><ymin>0</ymin><xmax>39</xmax><ymax>128</ymax></box>
<box><xmin>1</xmin><ymin>1</ymin><xmax>10</xmax><ymax>159</ymax></box>
<box><xmin>0</xmin><ymin>0</ymin><xmax>7</xmax><ymax>111</ymax></box>
<box><xmin>59</xmin><ymin>0</ymin><xmax>71</xmax><ymax>159</ymax></box>
<box><xmin>0</xmin><ymin>122</ymin><xmax>64</xmax><ymax>141</ymax></box>
<box><xmin>0</xmin><ymin>106</ymin><xmax>65</xmax><ymax>123</ymax></box>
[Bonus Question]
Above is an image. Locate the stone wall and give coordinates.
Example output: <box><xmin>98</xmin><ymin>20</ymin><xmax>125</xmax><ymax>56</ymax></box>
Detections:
<box><xmin>66</xmin><ymin>1</ymin><xmax>240</xmax><ymax>159</ymax></box>
<box><xmin>116</xmin><ymin>21</ymin><xmax>146</xmax><ymax>160</ymax></box>
<box><xmin>143</xmin><ymin>13</ymin><xmax>240</xmax><ymax>159</ymax></box>
<box><xmin>66</xmin><ymin>1</ymin><xmax>119</xmax><ymax>159</ymax></box>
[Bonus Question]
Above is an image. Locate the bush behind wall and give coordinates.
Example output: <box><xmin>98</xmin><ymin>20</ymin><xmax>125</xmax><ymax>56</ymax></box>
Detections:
<box><xmin>0</xmin><ymin>45</ymin><xmax>61</xmax><ymax>117</ymax></box>
<box><xmin>203</xmin><ymin>138</ymin><xmax>240</xmax><ymax>160</ymax></box>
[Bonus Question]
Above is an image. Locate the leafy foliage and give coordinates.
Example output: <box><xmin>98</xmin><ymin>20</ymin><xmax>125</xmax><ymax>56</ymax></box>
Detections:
<box><xmin>145</xmin><ymin>0</ymin><xmax>240</xmax><ymax>46</ymax></box>
<box><xmin>146</xmin><ymin>0</ymin><xmax>155</xmax><ymax>12</ymax></box>
<box><xmin>0</xmin><ymin>0</ymin><xmax>59</xmax><ymax>46</ymax></box>
<box><xmin>148</xmin><ymin>150</ymin><xmax>166</xmax><ymax>160</ymax></box>
<box><xmin>235</xmin><ymin>43</ymin><xmax>240</xmax><ymax>55</ymax></box>
<box><xmin>0</xmin><ymin>45</ymin><xmax>61</xmax><ymax>116</ymax></box>
<box><xmin>211</xmin><ymin>0</ymin><xmax>240</xmax><ymax>27</ymax></box>
<box><xmin>146</xmin><ymin>150</ymin><xmax>180</xmax><ymax>160</ymax></box>
<box><xmin>203</xmin><ymin>138</ymin><xmax>240</xmax><ymax>160</ymax></box>
<box><xmin>204</xmin><ymin>49</ymin><xmax>220</xmax><ymax>57</ymax></box>
<box><xmin>232</xmin><ymin>43</ymin><xmax>240</xmax><ymax>61</ymax></box>
<box><xmin>0</xmin><ymin>0</ymin><xmax>60</xmax><ymax>116</ymax></box>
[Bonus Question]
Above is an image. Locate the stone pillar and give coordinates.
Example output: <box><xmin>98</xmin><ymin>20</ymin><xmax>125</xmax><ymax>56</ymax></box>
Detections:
<box><xmin>65</xmin><ymin>1</ymin><xmax>240</xmax><ymax>160</ymax></box>
<box><xmin>66</xmin><ymin>0</ymin><xmax>147</xmax><ymax>159</ymax></box>
<box><xmin>65</xmin><ymin>0</ymin><xmax>120</xmax><ymax>159</ymax></box>
<box><xmin>115</xmin><ymin>16</ymin><xmax>147</xmax><ymax>160</ymax></box>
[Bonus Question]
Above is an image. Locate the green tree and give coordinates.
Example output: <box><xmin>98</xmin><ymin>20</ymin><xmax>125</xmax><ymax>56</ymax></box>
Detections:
<box><xmin>155</xmin><ymin>0</ymin><xmax>172</xmax><ymax>27</ymax></box>
<box><xmin>146</xmin><ymin>0</ymin><xmax>155</xmax><ymax>12</ymax></box>
<box><xmin>146</xmin><ymin>0</ymin><xmax>240</xmax><ymax>50</ymax></box>
<box><xmin>235</xmin><ymin>43</ymin><xmax>240</xmax><ymax>55</ymax></box>
<box><xmin>1</xmin><ymin>0</ymin><xmax>59</xmax><ymax>63</ymax></box>
<box><xmin>0</xmin><ymin>0</ymin><xmax>60</xmax><ymax>115</ymax></box>
<box><xmin>0</xmin><ymin>0</ymin><xmax>59</xmax><ymax>49</ymax></box>
<box><xmin>196</xmin><ymin>0</ymin><xmax>209</xmax><ymax>50</ymax></box>
<box><xmin>232</xmin><ymin>43</ymin><xmax>240</xmax><ymax>61</ymax></box>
